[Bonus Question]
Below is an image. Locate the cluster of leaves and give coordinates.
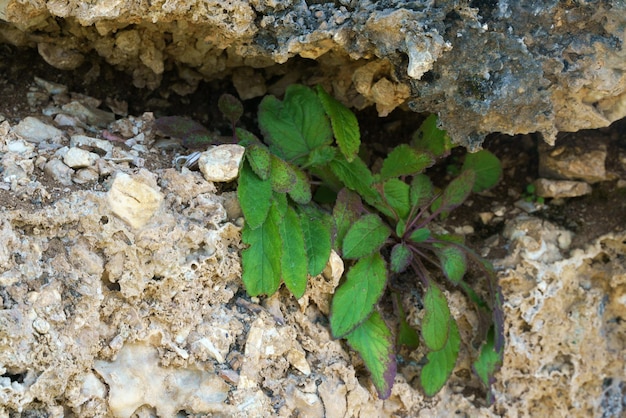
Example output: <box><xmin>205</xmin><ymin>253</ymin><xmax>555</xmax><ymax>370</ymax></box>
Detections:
<box><xmin>176</xmin><ymin>86</ymin><xmax>505</xmax><ymax>400</ymax></box>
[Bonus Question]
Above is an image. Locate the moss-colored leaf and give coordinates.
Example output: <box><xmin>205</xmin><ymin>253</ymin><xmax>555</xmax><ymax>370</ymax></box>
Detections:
<box><xmin>422</xmin><ymin>282</ymin><xmax>451</xmax><ymax>351</ymax></box>
<box><xmin>383</xmin><ymin>178</ymin><xmax>410</xmax><ymax>220</ymax></box>
<box><xmin>299</xmin><ymin>205</ymin><xmax>332</xmax><ymax>276</ymax></box>
<box><xmin>473</xmin><ymin>327</ymin><xmax>503</xmax><ymax>391</ymax></box>
<box><xmin>394</xmin><ymin>292</ymin><xmax>419</xmax><ymax>349</ymax></box>
<box><xmin>439</xmin><ymin>169</ymin><xmax>476</xmax><ymax>212</ymax></box>
<box><xmin>154</xmin><ymin>116</ymin><xmax>214</xmax><ymax>149</ymax></box>
<box><xmin>316</xmin><ymin>85</ymin><xmax>360</xmax><ymax>162</ymax></box>
<box><xmin>278</xmin><ymin>206</ymin><xmax>308</xmax><ymax>298</ymax></box>
<box><xmin>342</xmin><ymin>214</ymin><xmax>391</xmax><ymax>259</ymax></box>
<box><xmin>288</xmin><ymin>167</ymin><xmax>312</xmax><ymax>204</ymax></box>
<box><xmin>328</xmin><ymin>154</ymin><xmax>387</xmax><ymax>214</ymax></box>
<box><xmin>218</xmin><ymin>93</ymin><xmax>243</xmax><ymax>125</ymax></box>
<box><xmin>246</xmin><ymin>144</ymin><xmax>271</xmax><ymax>180</ymax></box>
<box><xmin>236</xmin><ymin>127</ymin><xmax>261</xmax><ymax>147</ymax></box>
<box><xmin>462</xmin><ymin>150</ymin><xmax>502</xmax><ymax>192</ymax></box>
<box><xmin>409</xmin><ymin>174</ymin><xmax>434</xmax><ymax>208</ymax></box>
<box><xmin>411</xmin><ymin>114</ymin><xmax>454</xmax><ymax>158</ymax></box>
<box><xmin>379</xmin><ymin>144</ymin><xmax>434</xmax><ymax>181</ymax></box>
<box><xmin>333</xmin><ymin>188</ymin><xmax>363</xmax><ymax>251</ymax></box>
<box><xmin>420</xmin><ymin>318</ymin><xmax>461</xmax><ymax>397</ymax></box>
<box><xmin>390</xmin><ymin>243</ymin><xmax>412</xmax><ymax>273</ymax></box>
<box><xmin>345</xmin><ymin>311</ymin><xmax>397</xmax><ymax>399</ymax></box>
<box><xmin>306</xmin><ymin>145</ymin><xmax>336</xmax><ymax>167</ymax></box>
<box><xmin>331</xmin><ymin>253</ymin><xmax>387</xmax><ymax>338</ymax></box>
<box><xmin>241</xmin><ymin>203</ymin><xmax>283</xmax><ymax>296</ymax></box>
<box><xmin>435</xmin><ymin>245</ymin><xmax>467</xmax><ymax>284</ymax></box>
<box><xmin>409</xmin><ymin>227</ymin><xmax>431</xmax><ymax>243</ymax></box>
<box><xmin>270</xmin><ymin>154</ymin><xmax>297</xmax><ymax>193</ymax></box>
<box><xmin>238</xmin><ymin>160</ymin><xmax>272</xmax><ymax>229</ymax></box>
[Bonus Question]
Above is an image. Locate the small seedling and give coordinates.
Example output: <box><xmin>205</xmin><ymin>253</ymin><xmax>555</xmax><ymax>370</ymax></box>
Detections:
<box><xmin>191</xmin><ymin>85</ymin><xmax>505</xmax><ymax>401</ymax></box>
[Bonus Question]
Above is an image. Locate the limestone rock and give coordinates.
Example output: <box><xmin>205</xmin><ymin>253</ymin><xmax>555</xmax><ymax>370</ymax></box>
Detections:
<box><xmin>63</xmin><ymin>147</ymin><xmax>99</xmax><ymax>168</ymax></box>
<box><xmin>106</xmin><ymin>171</ymin><xmax>163</xmax><ymax>228</ymax></box>
<box><xmin>13</xmin><ymin>116</ymin><xmax>64</xmax><ymax>143</ymax></box>
<box><xmin>533</xmin><ymin>178</ymin><xmax>593</xmax><ymax>198</ymax></box>
<box><xmin>1</xmin><ymin>1</ymin><xmax>624</xmax><ymax>146</ymax></box>
<box><xmin>538</xmin><ymin>140</ymin><xmax>608</xmax><ymax>183</ymax></box>
<box><xmin>198</xmin><ymin>144</ymin><xmax>245</xmax><ymax>183</ymax></box>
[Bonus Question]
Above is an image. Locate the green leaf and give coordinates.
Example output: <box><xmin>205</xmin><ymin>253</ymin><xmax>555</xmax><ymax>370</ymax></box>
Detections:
<box><xmin>154</xmin><ymin>116</ymin><xmax>214</xmax><ymax>149</ymax></box>
<box><xmin>332</xmin><ymin>189</ymin><xmax>363</xmax><ymax>251</ymax></box>
<box><xmin>331</xmin><ymin>253</ymin><xmax>387</xmax><ymax>337</ymax></box>
<box><xmin>278</xmin><ymin>206</ymin><xmax>308</xmax><ymax>298</ymax></box>
<box><xmin>238</xmin><ymin>160</ymin><xmax>273</xmax><ymax>229</ymax></box>
<box><xmin>342</xmin><ymin>214</ymin><xmax>391</xmax><ymax>259</ymax></box>
<box><xmin>299</xmin><ymin>206</ymin><xmax>332</xmax><ymax>276</ymax></box>
<box><xmin>435</xmin><ymin>245</ymin><xmax>467</xmax><ymax>284</ymax></box>
<box><xmin>328</xmin><ymin>155</ymin><xmax>385</xmax><ymax>213</ymax></box>
<box><xmin>422</xmin><ymin>282</ymin><xmax>451</xmax><ymax>351</ymax></box>
<box><xmin>288</xmin><ymin>167</ymin><xmax>312</xmax><ymax>205</ymax></box>
<box><xmin>241</xmin><ymin>203</ymin><xmax>283</xmax><ymax>296</ymax></box>
<box><xmin>409</xmin><ymin>227</ymin><xmax>431</xmax><ymax>243</ymax></box>
<box><xmin>439</xmin><ymin>169</ymin><xmax>476</xmax><ymax>212</ymax></box>
<box><xmin>395</xmin><ymin>219</ymin><xmax>407</xmax><ymax>237</ymax></box>
<box><xmin>218</xmin><ymin>93</ymin><xmax>243</xmax><ymax>125</ymax></box>
<box><xmin>345</xmin><ymin>311</ymin><xmax>396</xmax><ymax>399</ymax></box>
<box><xmin>258</xmin><ymin>85</ymin><xmax>332</xmax><ymax>163</ymax></box>
<box><xmin>462</xmin><ymin>150</ymin><xmax>502</xmax><ymax>192</ymax></box>
<box><xmin>409</xmin><ymin>174</ymin><xmax>434</xmax><ymax>208</ymax></box>
<box><xmin>411</xmin><ymin>114</ymin><xmax>454</xmax><ymax>158</ymax></box>
<box><xmin>236</xmin><ymin>127</ymin><xmax>261</xmax><ymax>147</ymax></box>
<box><xmin>383</xmin><ymin>178</ymin><xmax>410</xmax><ymax>219</ymax></box>
<box><xmin>390</xmin><ymin>243</ymin><xmax>412</xmax><ymax>273</ymax></box>
<box><xmin>379</xmin><ymin>144</ymin><xmax>434</xmax><ymax>181</ymax></box>
<box><xmin>246</xmin><ymin>144</ymin><xmax>271</xmax><ymax>180</ymax></box>
<box><xmin>316</xmin><ymin>85</ymin><xmax>360</xmax><ymax>162</ymax></box>
<box><xmin>394</xmin><ymin>293</ymin><xmax>419</xmax><ymax>349</ymax></box>
<box><xmin>420</xmin><ymin>318</ymin><xmax>461</xmax><ymax>397</ymax></box>
<box><xmin>269</xmin><ymin>155</ymin><xmax>297</xmax><ymax>193</ymax></box>
<box><xmin>473</xmin><ymin>327</ymin><xmax>503</xmax><ymax>389</ymax></box>
<box><xmin>306</xmin><ymin>145</ymin><xmax>336</xmax><ymax>167</ymax></box>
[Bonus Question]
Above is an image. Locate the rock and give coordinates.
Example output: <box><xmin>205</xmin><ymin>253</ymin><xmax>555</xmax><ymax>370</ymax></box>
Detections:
<box><xmin>538</xmin><ymin>140</ymin><xmax>608</xmax><ymax>183</ymax></box>
<box><xmin>72</xmin><ymin>168</ymin><xmax>99</xmax><ymax>184</ymax></box>
<box><xmin>533</xmin><ymin>178</ymin><xmax>592</xmax><ymax>198</ymax></box>
<box><xmin>94</xmin><ymin>343</ymin><xmax>231</xmax><ymax>418</ymax></box>
<box><xmin>63</xmin><ymin>147</ymin><xmax>99</xmax><ymax>168</ymax></box>
<box><xmin>43</xmin><ymin>159</ymin><xmax>74</xmax><ymax>186</ymax></box>
<box><xmin>61</xmin><ymin>101</ymin><xmax>115</xmax><ymax>128</ymax></box>
<box><xmin>0</xmin><ymin>1</ymin><xmax>624</xmax><ymax>146</ymax></box>
<box><xmin>34</xmin><ymin>76</ymin><xmax>68</xmax><ymax>95</ymax></box>
<box><xmin>106</xmin><ymin>171</ymin><xmax>163</xmax><ymax>228</ymax></box>
<box><xmin>198</xmin><ymin>144</ymin><xmax>245</xmax><ymax>183</ymax></box>
<box><xmin>13</xmin><ymin>116</ymin><xmax>64</xmax><ymax>143</ymax></box>
<box><xmin>70</xmin><ymin>134</ymin><xmax>114</xmax><ymax>155</ymax></box>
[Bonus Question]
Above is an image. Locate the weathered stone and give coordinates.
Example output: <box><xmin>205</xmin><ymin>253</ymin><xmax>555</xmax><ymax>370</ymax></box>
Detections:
<box><xmin>539</xmin><ymin>140</ymin><xmax>608</xmax><ymax>183</ymax></box>
<box><xmin>13</xmin><ymin>116</ymin><xmax>64</xmax><ymax>143</ymax></box>
<box><xmin>61</xmin><ymin>101</ymin><xmax>115</xmax><ymax>128</ymax></box>
<box><xmin>198</xmin><ymin>144</ymin><xmax>245</xmax><ymax>183</ymax></box>
<box><xmin>1</xmin><ymin>1</ymin><xmax>624</xmax><ymax>146</ymax></box>
<box><xmin>63</xmin><ymin>147</ymin><xmax>99</xmax><ymax>168</ymax></box>
<box><xmin>533</xmin><ymin>178</ymin><xmax>592</xmax><ymax>199</ymax></box>
<box><xmin>106</xmin><ymin>171</ymin><xmax>163</xmax><ymax>229</ymax></box>
<box><xmin>70</xmin><ymin>134</ymin><xmax>114</xmax><ymax>155</ymax></box>
<box><xmin>43</xmin><ymin>159</ymin><xmax>74</xmax><ymax>186</ymax></box>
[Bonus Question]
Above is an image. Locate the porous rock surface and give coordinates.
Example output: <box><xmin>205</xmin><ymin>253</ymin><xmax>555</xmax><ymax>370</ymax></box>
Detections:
<box><xmin>1</xmin><ymin>0</ymin><xmax>625</xmax><ymax>147</ymax></box>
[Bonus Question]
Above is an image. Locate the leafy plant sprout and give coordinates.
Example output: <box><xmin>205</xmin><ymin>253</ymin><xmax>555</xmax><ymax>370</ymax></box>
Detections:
<box><xmin>156</xmin><ymin>85</ymin><xmax>506</xmax><ymax>402</ymax></box>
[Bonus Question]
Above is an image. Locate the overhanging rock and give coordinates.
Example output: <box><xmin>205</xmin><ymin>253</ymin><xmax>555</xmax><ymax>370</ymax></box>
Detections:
<box><xmin>0</xmin><ymin>0</ymin><xmax>624</xmax><ymax>147</ymax></box>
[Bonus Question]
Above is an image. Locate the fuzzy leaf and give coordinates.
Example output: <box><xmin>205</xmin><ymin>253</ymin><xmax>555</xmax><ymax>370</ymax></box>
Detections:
<box><xmin>328</xmin><ymin>155</ymin><xmax>385</xmax><ymax>213</ymax></box>
<box><xmin>435</xmin><ymin>245</ymin><xmax>467</xmax><ymax>284</ymax></box>
<box><xmin>299</xmin><ymin>206</ymin><xmax>332</xmax><ymax>276</ymax></box>
<box><xmin>422</xmin><ymin>282</ymin><xmax>451</xmax><ymax>351</ymax></box>
<box><xmin>473</xmin><ymin>327</ymin><xmax>503</xmax><ymax>391</ymax></box>
<box><xmin>383</xmin><ymin>178</ymin><xmax>410</xmax><ymax>219</ymax></box>
<box><xmin>269</xmin><ymin>155</ymin><xmax>297</xmax><ymax>193</ymax></box>
<box><xmin>236</xmin><ymin>128</ymin><xmax>261</xmax><ymax>147</ymax></box>
<box><xmin>278</xmin><ymin>206</ymin><xmax>308</xmax><ymax>298</ymax></box>
<box><xmin>420</xmin><ymin>318</ymin><xmax>461</xmax><ymax>397</ymax></box>
<box><xmin>409</xmin><ymin>227</ymin><xmax>431</xmax><ymax>243</ymax></box>
<box><xmin>342</xmin><ymin>214</ymin><xmax>391</xmax><ymax>259</ymax></box>
<box><xmin>241</xmin><ymin>203</ymin><xmax>283</xmax><ymax>296</ymax></box>
<box><xmin>306</xmin><ymin>145</ymin><xmax>336</xmax><ymax>167</ymax></box>
<box><xmin>288</xmin><ymin>167</ymin><xmax>312</xmax><ymax>204</ymax></box>
<box><xmin>395</xmin><ymin>219</ymin><xmax>407</xmax><ymax>237</ymax></box>
<box><xmin>316</xmin><ymin>85</ymin><xmax>360</xmax><ymax>162</ymax></box>
<box><xmin>154</xmin><ymin>116</ymin><xmax>215</xmax><ymax>149</ymax></box>
<box><xmin>409</xmin><ymin>174</ymin><xmax>434</xmax><ymax>208</ymax></box>
<box><xmin>462</xmin><ymin>150</ymin><xmax>502</xmax><ymax>192</ymax></box>
<box><xmin>246</xmin><ymin>144</ymin><xmax>271</xmax><ymax>180</ymax></box>
<box><xmin>345</xmin><ymin>311</ymin><xmax>397</xmax><ymax>399</ymax></box>
<box><xmin>238</xmin><ymin>160</ymin><xmax>273</xmax><ymax>229</ymax></box>
<box><xmin>258</xmin><ymin>85</ymin><xmax>332</xmax><ymax>163</ymax></box>
<box><xmin>333</xmin><ymin>189</ymin><xmax>363</xmax><ymax>251</ymax></box>
<box><xmin>390</xmin><ymin>243</ymin><xmax>412</xmax><ymax>273</ymax></box>
<box><xmin>411</xmin><ymin>114</ymin><xmax>453</xmax><ymax>158</ymax></box>
<box><xmin>331</xmin><ymin>253</ymin><xmax>387</xmax><ymax>338</ymax></box>
<box><xmin>379</xmin><ymin>144</ymin><xmax>433</xmax><ymax>181</ymax></box>
<box><xmin>218</xmin><ymin>93</ymin><xmax>243</xmax><ymax>125</ymax></box>
<box><xmin>439</xmin><ymin>169</ymin><xmax>476</xmax><ymax>212</ymax></box>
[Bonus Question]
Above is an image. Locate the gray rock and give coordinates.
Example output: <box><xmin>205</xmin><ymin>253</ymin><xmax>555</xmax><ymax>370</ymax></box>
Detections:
<box><xmin>13</xmin><ymin>116</ymin><xmax>64</xmax><ymax>143</ymax></box>
<box><xmin>70</xmin><ymin>134</ymin><xmax>114</xmax><ymax>155</ymax></box>
<box><xmin>0</xmin><ymin>1</ymin><xmax>624</xmax><ymax>146</ymax></box>
<box><xmin>533</xmin><ymin>178</ymin><xmax>592</xmax><ymax>199</ymax></box>
<box><xmin>198</xmin><ymin>145</ymin><xmax>245</xmax><ymax>183</ymax></box>
<box><xmin>61</xmin><ymin>101</ymin><xmax>115</xmax><ymax>128</ymax></box>
<box><xmin>44</xmin><ymin>159</ymin><xmax>74</xmax><ymax>186</ymax></box>
<box><xmin>63</xmin><ymin>147</ymin><xmax>99</xmax><ymax>168</ymax></box>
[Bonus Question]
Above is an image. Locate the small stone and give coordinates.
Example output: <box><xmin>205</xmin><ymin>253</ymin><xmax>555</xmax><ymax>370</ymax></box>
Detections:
<box><xmin>198</xmin><ymin>144</ymin><xmax>245</xmax><ymax>182</ymax></box>
<box><xmin>61</xmin><ymin>101</ymin><xmax>115</xmax><ymax>128</ymax></box>
<box><xmin>538</xmin><ymin>141</ymin><xmax>607</xmax><ymax>183</ymax></box>
<box><xmin>32</xmin><ymin>318</ymin><xmax>50</xmax><ymax>334</ymax></box>
<box><xmin>26</xmin><ymin>91</ymin><xmax>50</xmax><ymax>107</ymax></box>
<box><xmin>63</xmin><ymin>147</ymin><xmax>99</xmax><ymax>168</ymax></box>
<box><xmin>479</xmin><ymin>212</ymin><xmax>494</xmax><ymax>224</ymax></box>
<box><xmin>533</xmin><ymin>178</ymin><xmax>592</xmax><ymax>198</ymax></box>
<box><xmin>73</xmin><ymin>168</ymin><xmax>99</xmax><ymax>184</ymax></box>
<box><xmin>107</xmin><ymin>172</ymin><xmax>163</xmax><ymax>228</ymax></box>
<box><xmin>14</xmin><ymin>116</ymin><xmax>64</xmax><ymax>143</ymax></box>
<box><xmin>70</xmin><ymin>134</ymin><xmax>114</xmax><ymax>155</ymax></box>
<box><xmin>44</xmin><ymin>159</ymin><xmax>74</xmax><ymax>186</ymax></box>
<box><xmin>34</xmin><ymin>76</ymin><xmax>68</xmax><ymax>95</ymax></box>
<box><xmin>493</xmin><ymin>205</ymin><xmax>506</xmax><ymax>217</ymax></box>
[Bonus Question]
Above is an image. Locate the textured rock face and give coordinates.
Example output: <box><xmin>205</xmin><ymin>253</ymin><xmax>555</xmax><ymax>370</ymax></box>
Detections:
<box><xmin>1</xmin><ymin>1</ymin><xmax>624</xmax><ymax>147</ymax></box>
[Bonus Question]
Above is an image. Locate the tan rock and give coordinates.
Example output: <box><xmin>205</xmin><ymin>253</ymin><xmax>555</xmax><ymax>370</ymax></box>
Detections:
<box><xmin>533</xmin><ymin>178</ymin><xmax>592</xmax><ymax>198</ymax></box>
<box><xmin>107</xmin><ymin>171</ymin><xmax>163</xmax><ymax>228</ymax></box>
<box><xmin>198</xmin><ymin>144</ymin><xmax>245</xmax><ymax>183</ymax></box>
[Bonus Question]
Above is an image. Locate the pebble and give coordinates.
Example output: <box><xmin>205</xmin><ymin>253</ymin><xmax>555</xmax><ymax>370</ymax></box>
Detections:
<box><xmin>198</xmin><ymin>144</ymin><xmax>245</xmax><ymax>182</ymax></box>
<box><xmin>13</xmin><ymin>116</ymin><xmax>64</xmax><ymax>143</ymax></box>
<box><xmin>63</xmin><ymin>147</ymin><xmax>99</xmax><ymax>168</ymax></box>
<box><xmin>61</xmin><ymin>101</ymin><xmax>115</xmax><ymax>128</ymax></box>
<box><xmin>538</xmin><ymin>142</ymin><xmax>607</xmax><ymax>183</ymax></box>
<box><xmin>34</xmin><ymin>76</ymin><xmax>68</xmax><ymax>95</ymax></box>
<box><xmin>44</xmin><ymin>159</ymin><xmax>74</xmax><ymax>186</ymax></box>
<box><xmin>107</xmin><ymin>171</ymin><xmax>163</xmax><ymax>228</ymax></box>
<box><xmin>32</xmin><ymin>317</ymin><xmax>50</xmax><ymax>334</ymax></box>
<box><xmin>73</xmin><ymin>168</ymin><xmax>99</xmax><ymax>184</ymax></box>
<box><xmin>70</xmin><ymin>134</ymin><xmax>114</xmax><ymax>155</ymax></box>
<box><xmin>533</xmin><ymin>178</ymin><xmax>592</xmax><ymax>198</ymax></box>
